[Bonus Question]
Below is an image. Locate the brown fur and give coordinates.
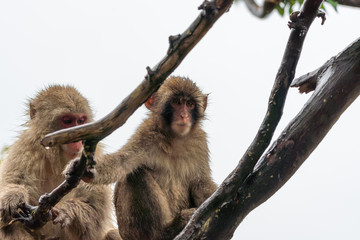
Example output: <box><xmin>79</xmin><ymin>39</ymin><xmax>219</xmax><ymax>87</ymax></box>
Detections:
<box><xmin>0</xmin><ymin>85</ymin><xmax>121</xmax><ymax>240</ymax></box>
<box><xmin>94</xmin><ymin>77</ymin><xmax>217</xmax><ymax>240</ymax></box>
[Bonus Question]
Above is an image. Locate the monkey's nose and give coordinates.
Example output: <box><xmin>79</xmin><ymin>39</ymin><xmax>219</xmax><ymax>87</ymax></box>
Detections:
<box><xmin>180</xmin><ymin>112</ymin><xmax>189</xmax><ymax>118</ymax></box>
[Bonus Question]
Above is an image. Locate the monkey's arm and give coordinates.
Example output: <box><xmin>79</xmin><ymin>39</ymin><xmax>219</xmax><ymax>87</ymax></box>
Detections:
<box><xmin>161</xmin><ymin>179</ymin><xmax>217</xmax><ymax>236</ymax></box>
<box><xmin>164</xmin><ymin>208</ymin><xmax>196</xmax><ymax>238</ymax></box>
<box><xmin>0</xmin><ymin>184</ymin><xmax>31</xmax><ymax>225</ymax></box>
<box><xmin>88</xmin><ymin>145</ymin><xmax>148</xmax><ymax>185</ymax></box>
<box><xmin>0</xmin><ymin>158</ymin><xmax>37</xmax><ymax>225</ymax></box>
<box><xmin>164</xmin><ymin>177</ymin><xmax>217</xmax><ymax>237</ymax></box>
<box><xmin>52</xmin><ymin>183</ymin><xmax>114</xmax><ymax>239</ymax></box>
<box><xmin>190</xmin><ymin>178</ymin><xmax>218</xmax><ymax>207</ymax></box>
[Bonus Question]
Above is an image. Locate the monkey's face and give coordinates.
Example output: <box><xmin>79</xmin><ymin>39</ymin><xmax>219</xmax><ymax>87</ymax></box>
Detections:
<box><xmin>169</xmin><ymin>97</ymin><xmax>195</xmax><ymax>137</ymax></box>
<box><xmin>58</xmin><ymin>113</ymin><xmax>88</xmax><ymax>160</ymax></box>
<box><xmin>28</xmin><ymin>85</ymin><xmax>93</xmax><ymax>160</ymax></box>
<box><xmin>145</xmin><ymin>76</ymin><xmax>207</xmax><ymax>138</ymax></box>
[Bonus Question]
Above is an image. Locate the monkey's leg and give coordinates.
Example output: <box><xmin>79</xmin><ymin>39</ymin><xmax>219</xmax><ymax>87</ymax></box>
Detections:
<box><xmin>102</xmin><ymin>228</ymin><xmax>122</xmax><ymax>240</ymax></box>
<box><xmin>114</xmin><ymin>167</ymin><xmax>172</xmax><ymax>240</ymax></box>
<box><xmin>0</xmin><ymin>223</ymin><xmax>35</xmax><ymax>240</ymax></box>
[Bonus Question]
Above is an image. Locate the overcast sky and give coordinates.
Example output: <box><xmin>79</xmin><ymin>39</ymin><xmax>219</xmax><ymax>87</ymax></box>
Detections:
<box><xmin>0</xmin><ymin>1</ymin><xmax>359</xmax><ymax>239</ymax></box>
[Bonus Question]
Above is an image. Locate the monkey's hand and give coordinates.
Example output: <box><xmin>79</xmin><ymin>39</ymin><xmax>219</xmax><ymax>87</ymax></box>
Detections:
<box><xmin>51</xmin><ymin>206</ymin><xmax>72</xmax><ymax>228</ymax></box>
<box><xmin>165</xmin><ymin>208</ymin><xmax>196</xmax><ymax>236</ymax></box>
<box><xmin>64</xmin><ymin>157</ymin><xmax>97</xmax><ymax>183</ymax></box>
<box><xmin>0</xmin><ymin>186</ymin><xmax>30</xmax><ymax>224</ymax></box>
<box><xmin>178</xmin><ymin>208</ymin><xmax>196</xmax><ymax>224</ymax></box>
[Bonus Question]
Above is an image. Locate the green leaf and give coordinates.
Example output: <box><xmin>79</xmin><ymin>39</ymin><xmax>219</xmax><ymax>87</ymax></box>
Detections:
<box><xmin>326</xmin><ymin>0</ymin><xmax>338</xmax><ymax>12</ymax></box>
<box><xmin>275</xmin><ymin>4</ymin><xmax>285</xmax><ymax>16</ymax></box>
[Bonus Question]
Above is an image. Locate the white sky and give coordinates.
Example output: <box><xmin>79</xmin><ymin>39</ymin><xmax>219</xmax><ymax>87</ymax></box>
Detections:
<box><xmin>0</xmin><ymin>1</ymin><xmax>359</xmax><ymax>239</ymax></box>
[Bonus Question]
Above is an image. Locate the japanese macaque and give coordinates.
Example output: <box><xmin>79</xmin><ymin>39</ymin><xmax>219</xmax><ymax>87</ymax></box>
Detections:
<box><xmin>0</xmin><ymin>85</ymin><xmax>120</xmax><ymax>240</ymax></box>
<box><xmin>90</xmin><ymin>77</ymin><xmax>218</xmax><ymax>240</ymax></box>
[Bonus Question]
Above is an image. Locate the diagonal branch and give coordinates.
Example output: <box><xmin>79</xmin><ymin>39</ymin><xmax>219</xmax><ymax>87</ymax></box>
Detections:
<box><xmin>208</xmin><ymin>37</ymin><xmax>360</xmax><ymax>239</ymax></box>
<box><xmin>10</xmin><ymin>143</ymin><xmax>96</xmax><ymax>230</ymax></box>
<box><xmin>175</xmin><ymin>0</ymin><xmax>325</xmax><ymax>239</ymax></box>
<box><xmin>41</xmin><ymin>0</ymin><xmax>233</xmax><ymax>149</ymax></box>
<box><xmin>18</xmin><ymin>0</ymin><xmax>234</xmax><ymax>230</ymax></box>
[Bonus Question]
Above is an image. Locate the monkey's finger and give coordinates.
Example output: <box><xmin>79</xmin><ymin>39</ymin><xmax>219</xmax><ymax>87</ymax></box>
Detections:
<box><xmin>53</xmin><ymin>216</ymin><xmax>70</xmax><ymax>228</ymax></box>
<box><xmin>8</xmin><ymin>214</ymin><xmax>32</xmax><ymax>225</ymax></box>
<box><xmin>82</xmin><ymin>168</ymin><xmax>96</xmax><ymax>182</ymax></box>
<box><xmin>61</xmin><ymin>218</ymin><xmax>70</xmax><ymax>228</ymax></box>
<box><xmin>50</xmin><ymin>208</ymin><xmax>59</xmax><ymax>220</ymax></box>
<box><xmin>52</xmin><ymin>217</ymin><xmax>62</xmax><ymax>226</ymax></box>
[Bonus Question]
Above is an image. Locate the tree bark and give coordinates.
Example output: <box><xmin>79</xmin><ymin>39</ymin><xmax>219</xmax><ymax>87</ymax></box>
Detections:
<box><xmin>175</xmin><ymin>0</ymin><xmax>325</xmax><ymax>238</ymax></box>
<box><xmin>176</xmin><ymin>38</ymin><xmax>360</xmax><ymax>240</ymax></box>
<box><xmin>29</xmin><ymin>0</ymin><xmax>360</xmax><ymax>237</ymax></box>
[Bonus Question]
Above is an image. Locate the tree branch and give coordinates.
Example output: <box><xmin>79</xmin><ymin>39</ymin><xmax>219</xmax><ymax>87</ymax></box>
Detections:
<box><xmin>198</xmin><ymin>37</ymin><xmax>360</xmax><ymax>239</ymax></box>
<box><xmin>175</xmin><ymin>0</ymin><xmax>325</xmax><ymax>239</ymax></box>
<box><xmin>243</xmin><ymin>0</ymin><xmax>360</xmax><ymax>19</ymax></box>
<box><xmin>243</xmin><ymin>0</ymin><xmax>280</xmax><ymax>18</ymax></box>
<box><xmin>334</xmin><ymin>0</ymin><xmax>360</xmax><ymax>7</ymax></box>
<box><xmin>41</xmin><ymin>0</ymin><xmax>233</xmax><ymax>148</ymax></box>
<box><xmin>10</xmin><ymin>143</ymin><xmax>96</xmax><ymax>230</ymax></box>
<box><xmin>18</xmin><ymin>0</ymin><xmax>234</xmax><ymax>230</ymax></box>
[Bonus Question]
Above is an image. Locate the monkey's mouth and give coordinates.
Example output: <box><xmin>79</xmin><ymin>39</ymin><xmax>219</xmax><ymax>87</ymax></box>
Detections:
<box><xmin>66</xmin><ymin>152</ymin><xmax>80</xmax><ymax>159</ymax></box>
<box><xmin>172</xmin><ymin>123</ymin><xmax>191</xmax><ymax>136</ymax></box>
<box><xmin>175</xmin><ymin>123</ymin><xmax>190</xmax><ymax>129</ymax></box>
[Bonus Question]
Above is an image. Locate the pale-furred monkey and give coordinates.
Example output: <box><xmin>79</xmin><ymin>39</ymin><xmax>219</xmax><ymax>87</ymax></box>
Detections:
<box><xmin>87</xmin><ymin>77</ymin><xmax>218</xmax><ymax>240</ymax></box>
<box><xmin>0</xmin><ymin>85</ymin><xmax>121</xmax><ymax>240</ymax></box>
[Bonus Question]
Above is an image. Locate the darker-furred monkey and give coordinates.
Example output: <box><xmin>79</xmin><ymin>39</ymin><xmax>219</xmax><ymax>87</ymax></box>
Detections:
<box><xmin>0</xmin><ymin>85</ymin><xmax>120</xmax><ymax>240</ymax></box>
<box><xmin>90</xmin><ymin>77</ymin><xmax>218</xmax><ymax>240</ymax></box>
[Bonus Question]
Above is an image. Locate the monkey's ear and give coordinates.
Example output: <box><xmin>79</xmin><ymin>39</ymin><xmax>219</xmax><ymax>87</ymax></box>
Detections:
<box><xmin>145</xmin><ymin>95</ymin><xmax>155</xmax><ymax>110</ymax></box>
<box><xmin>29</xmin><ymin>102</ymin><xmax>37</xmax><ymax>119</ymax></box>
<box><xmin>203</xmin><ymin>94</ymin><xmax>209</xmax><ymax>111</ymax></box>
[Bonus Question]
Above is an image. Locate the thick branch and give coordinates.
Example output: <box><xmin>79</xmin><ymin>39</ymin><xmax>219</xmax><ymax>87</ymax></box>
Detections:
<box><xmin>205</xmin><ymin>37</ymin><xmax>360</xmax><ymax>238</ymax></box>
<box><xmin>175</xmin><ymin>0</ymin><xmax>325</xmax><ymax>239</ymax></box>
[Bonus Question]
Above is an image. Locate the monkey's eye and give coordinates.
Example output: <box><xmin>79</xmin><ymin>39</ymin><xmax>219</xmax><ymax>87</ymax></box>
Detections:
<box><xmin>77</xmin><ymin>116</ymin><xmax>87</xmax><ymax>125</ymax></box>
<box><xmin>186</xmin><ymin>101</ymin><xmax>195</xmax><ymax>109</ymax></box>
<box><xmin>61</xmin><ymin>116</ymin><xmax>75</xmax><ymax>127</ymax></box>
<box><xmin>171</xmin><ymin>98</ymin><xmax>182</xmax><ymax>106</ymax></box>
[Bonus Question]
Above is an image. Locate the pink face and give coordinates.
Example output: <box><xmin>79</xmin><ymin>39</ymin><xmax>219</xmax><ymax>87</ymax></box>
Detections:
<box><xmin>59</xmin><ymin>113</ymin><xmax>88</xmax><ymax>160</ymax></box>
<box><xmin>60</xmin><ymin>114</ymin><xmax>87</xmax><ymax>128</ymax></box>
<box><xmin>170</xmin><ymin>99</ymin><xmax>195</xmax><ymax>137</ymax></box>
